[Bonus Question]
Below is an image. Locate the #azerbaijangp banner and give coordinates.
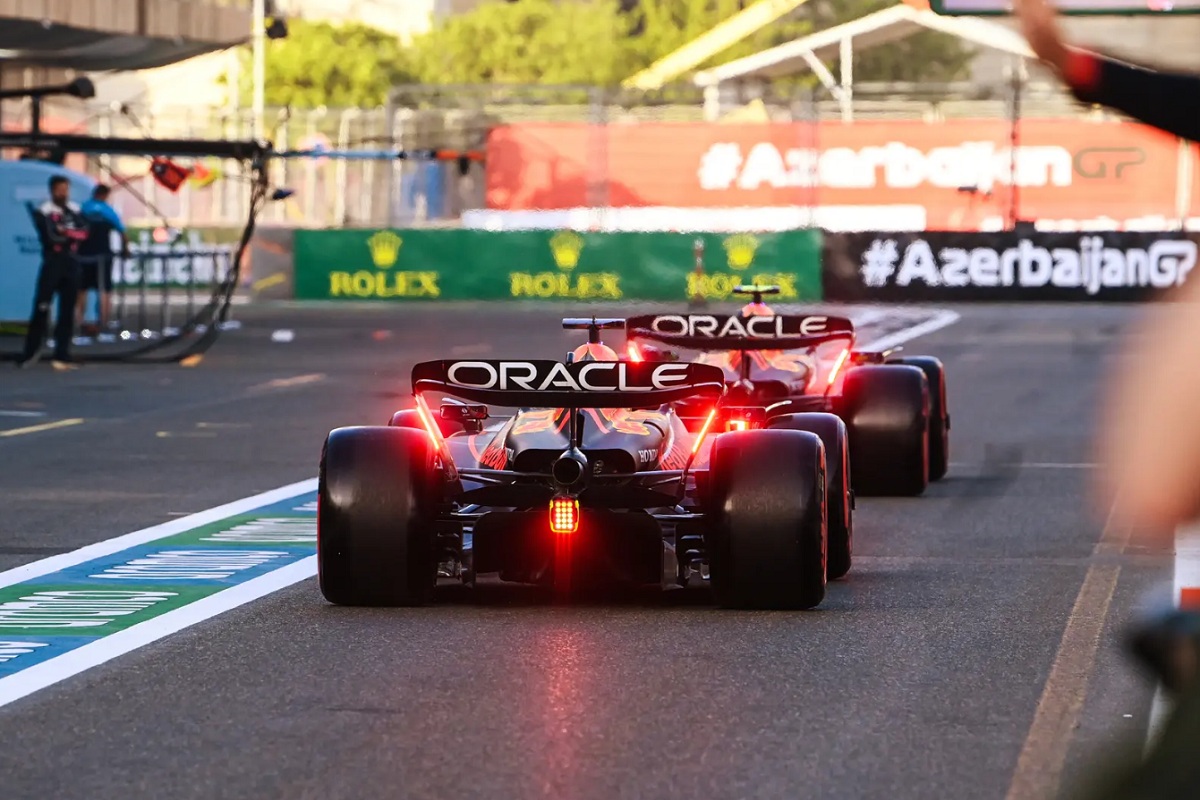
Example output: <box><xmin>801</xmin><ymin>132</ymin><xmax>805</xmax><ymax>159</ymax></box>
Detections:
<box><xmin>484</xmin><ymin>119</ymin><xmax>1194</xmax><ymax>232</ymax></box>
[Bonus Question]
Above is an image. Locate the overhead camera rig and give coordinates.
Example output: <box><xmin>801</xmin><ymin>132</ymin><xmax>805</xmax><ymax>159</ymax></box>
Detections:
<box><xmin>0</xmin><ymin>77</ymin><xmax>485</xmax><ymax>363</ymax></box>
<box><xmin>0</xmin><ymin>78</ymin><xmax>276</xmax><ymax>363</ymax></box>
<box><xmin>0</xmin><ymin>76</ymin><xmax>268</xmax><ymax>160</ymax></box>
<box><xmin>0</xmin><ymin>77</ymin><xmax>485</xmax><ymax>170</ymax></box>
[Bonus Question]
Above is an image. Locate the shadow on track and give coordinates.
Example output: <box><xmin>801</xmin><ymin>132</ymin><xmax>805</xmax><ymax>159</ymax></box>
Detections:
<box><xmin>311</xmin><ymin>580</ymin><xmax>847</xmax><ymax>611</ymax></box>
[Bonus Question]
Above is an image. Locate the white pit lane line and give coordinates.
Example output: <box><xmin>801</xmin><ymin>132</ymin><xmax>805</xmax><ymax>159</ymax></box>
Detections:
<box><xmin>856</xmin><ymin>308</ymin><xmax>961</xmax><ymax>352</ymax></box>
<box><xmin>0</xmin><ymin>478</ymin><xmax>317</xmax><ymax>711</ymax></box>
<box><xmin>0</xmin><ymin>307</ymin><xmax>961</xmax><ymax>710</ymax></box>
<box><xmin>1145</xmin><ymin>524</ymin><xmax>1200</xmax><ymax>752</ymax></box>
<box><xmin>0</xmin><ymin>479</ymin><xmax>317</xmax><ymax>590</ymax></box>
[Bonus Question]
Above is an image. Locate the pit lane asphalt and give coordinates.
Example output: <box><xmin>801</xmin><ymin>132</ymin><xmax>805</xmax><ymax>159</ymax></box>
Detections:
<box><xmin>0</xmin><ymin>302</ymin><xmax>1171</xmax><ymax>800</ymax></box>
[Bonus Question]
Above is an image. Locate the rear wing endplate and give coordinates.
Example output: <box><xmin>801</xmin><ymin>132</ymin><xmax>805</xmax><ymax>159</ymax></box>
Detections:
<box><xmin>412</xmin><ymin>359</ymin><xmax>725</xmax><ymax>408</ymax></box>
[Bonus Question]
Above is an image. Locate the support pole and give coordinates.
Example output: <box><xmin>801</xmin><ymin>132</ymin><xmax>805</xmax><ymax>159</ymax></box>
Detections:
<box><xmin>1008</xmin><ymin>58</ymin><xmax>1023</xmax><ymax>231</ymax></box>
<box><xmin>252</xmin><ymin>0</ymin><xmax>265</xmax><ymax>140</ymax></box>
<box><xmin>30</xmin><ymin>97</ymin><xmax>41</xmax><ymax>151</ymax></box>
<box><xmin>839</xmin><ymin>35</ymin><xmax>853</xmax><ymax>123</ymax></box>
<box><xmin>690</xmin><ymin>237</ymin><xmax>706</xmax><ymax>309</ymax></box>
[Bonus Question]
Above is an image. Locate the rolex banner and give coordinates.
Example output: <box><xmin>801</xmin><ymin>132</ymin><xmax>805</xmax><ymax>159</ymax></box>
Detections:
<box><xmin>822</xmin><ymin>230</ymin><xmax>1200</xmax><ymax>302</ymax></box>
<box><xmin>292</xmin><ymin>228</ymin><xmax>823</xmax><ymax>302</ymax></box>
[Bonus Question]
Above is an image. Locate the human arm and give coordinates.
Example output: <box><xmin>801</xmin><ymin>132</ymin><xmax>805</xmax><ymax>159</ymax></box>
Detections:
<box><xmin>96</xmin><ymin>202</ymin><xmax>125</xmax><ymax>234</ymax></box>
<box><xmin>100</xmin><ymin>204</ymin><xmax>131</xmax><ymax>254</ymax></box>
<box><xmin>1066</xmin><ymin>51</ymin><xmax>1200</xmax><ymax>143</ymax></box>
<box><xmin>1097</xmin><ymin>277</ymin><xmax>1200</xmax><ymax>537</ymax></box>
<box><xmin>1015</xmin><ymin>0</ymin><xmax>1200</xmax><ymax>142</ymax></box>
<box><xmin>24</xmin><ymin>202</ymin><xmax>50</xmax><ymax>248</ymax></box>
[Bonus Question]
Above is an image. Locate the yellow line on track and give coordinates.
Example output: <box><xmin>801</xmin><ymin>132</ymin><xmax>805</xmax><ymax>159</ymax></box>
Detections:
<box><xmin>1004</xmin><ymin>501</ymin><xmax>1133</xmax><ymax>800</ymax></box>
<box><xmin>249</xmin><ymin>373</ymin><xmax>326</xmax><ymax>393</ymax></box>
<box><xmin>0</xmin><ymin>418</ymin><xmax>85</xmax><ymax>438</ymax></box>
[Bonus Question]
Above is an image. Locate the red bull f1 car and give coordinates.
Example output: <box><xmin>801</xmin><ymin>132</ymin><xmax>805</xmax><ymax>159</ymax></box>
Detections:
<box><xmin>318</xmin><ymin>318</ymin><xmax>840</xmax><ymax>611</ymax></box>
<box><xmin>623</xmin><ymin>287</ymin><xmax>950</xmax><ymax>579</ymax></box>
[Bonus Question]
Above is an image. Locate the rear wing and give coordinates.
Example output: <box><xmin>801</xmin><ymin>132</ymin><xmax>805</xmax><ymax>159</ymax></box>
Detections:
<box><xmin>412</xmin><ymin>359</ymin><xmax>725</xmax><ymax>408</ymax></box>
<box><xmin>626</xmin><ymin>313</ymin><xmax>855</xmax><ymax>351</ymax></box>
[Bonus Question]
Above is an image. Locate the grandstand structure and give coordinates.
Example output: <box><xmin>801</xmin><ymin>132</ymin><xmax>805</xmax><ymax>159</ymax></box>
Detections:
<box><xmin>621</xmin><ymin>0</ymin><xmax>1200</xmax><ymax>119</ymax></box>
<box><xmin>0</xmin><ymin>0</ymin><xmax>253</xmax><ymax>131</ymax></box>
<box><xmin>690</xmin><ymin>0</ymin><xmax>1035</xmax><ymax>121</ymax></box>
<box><xmin>0</xmin><ymin>0</ymin><xmax>251</xmax><ymax>100</ymax></box>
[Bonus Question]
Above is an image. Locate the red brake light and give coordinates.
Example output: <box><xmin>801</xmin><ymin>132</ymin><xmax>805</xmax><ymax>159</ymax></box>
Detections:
<box><xmin>413</xmin><ymin>394</ymin><xmax>444</xmax><ymax>449</ymax></box>
<box><xmin>727</xmin><ymin>418</ymin><xmax>748</xmax><ymax>432</ymax></box>
<box><xmin>827</xmin><ymin>347</ymin><xmax>851</xmax><ymax>388</ymax></box>
<box><xmin>691</xmin><ymin>407</ymin><xmax>719</xmax><ymax>455</ymax></box>
<box><xmin>549</xmin><ymin>497</ymin><xmax>579</xmax><ymax>534</ymax></box>
<box><xmin>413</xmin><ymin>394</ymin><xmax>458</xmax><ymax>479</ymax></box>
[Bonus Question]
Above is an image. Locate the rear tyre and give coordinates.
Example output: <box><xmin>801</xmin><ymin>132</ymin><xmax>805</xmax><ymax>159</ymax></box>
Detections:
<box><xmin>318</xmin><ymin>426</ymin><xmax>439</xmax><ymax>606</ymax></box>
<box><xmin>842</xmin><ymin>364</ymin><xmax>930</xmax><ymax>497</ymax></box>
<box><xmin>768</xmin><ymin>413</ymin><xmax>852</xmax><ymax>580</ymax></box>
<box><xmin>887</xmin><ymin>356</ymin><xmax>949</xmax><ymax>481</ymax></box>
<box><xmin>706</xmin><ymin>429</ymin><xmax>827</xmax><ymax>610</ymax></box>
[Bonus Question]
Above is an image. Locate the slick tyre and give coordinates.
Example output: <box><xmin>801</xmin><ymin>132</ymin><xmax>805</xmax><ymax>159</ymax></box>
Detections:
<box><xmin>318</xmin><ymin>426</ymin><xmax>438</xmax><ymax>606</ymax></box>
<box><xmin>706</xmin><ymin>429</ymin><xmax>827</xmax><ymax>610</ymax></box>
<box><xmin>769</xmin><ymin>413</ymin><xmax>853</xmax><ymax>581</ymax></box>
<box><xmin>842</xmin><ymin>365</ymin><xmax>930</xmax><ymax>497</ymax></box>
<box><xmin>888</xmin><ymin>356</ymin><xmax>949</xmax><ymax>481</ymax></box>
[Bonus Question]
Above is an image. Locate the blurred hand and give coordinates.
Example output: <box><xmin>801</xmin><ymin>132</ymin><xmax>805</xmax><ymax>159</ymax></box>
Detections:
<box><xmin>1013</xmin><ymin>0</ymin><xmax>1070</xmax><ymax>74</ymax></box>
<box><xmin>1097</xmin><ymin>278</ymin><xmax>1200</xmax><ymax>541</ymax></box>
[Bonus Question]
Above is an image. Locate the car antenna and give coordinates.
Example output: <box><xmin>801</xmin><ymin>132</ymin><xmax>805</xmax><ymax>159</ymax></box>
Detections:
<box><xmin>561</xmin><ymin>316</ymin><xmax>625</xmax><ymax>346</ymax></box>
<box><xmin>733</xmin><ymin>284</ymin><xmax>781</xmax><ymax>307</ymax></box>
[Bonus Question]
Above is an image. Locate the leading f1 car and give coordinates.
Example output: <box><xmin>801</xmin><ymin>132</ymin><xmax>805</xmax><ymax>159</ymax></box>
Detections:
<box><xmin>317</xmin><ymin>318</ymin><xmax>839</xmax><ymax>611</ymax></box>
<box><xmin>623</xmin><ymin>287</ymin><xmax>950</xmax><ymax>581</ymax></box>
<box><xmin>625</xmin><ymin>285</ymin><xmax>950</xmax><ymax>497</ymax></box>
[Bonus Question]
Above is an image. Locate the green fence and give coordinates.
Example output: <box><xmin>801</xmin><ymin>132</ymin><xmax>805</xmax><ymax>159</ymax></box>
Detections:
<box><xmin>293</xmin><ymin>229</ymin><xmax>823</xmax><ymax>302</ymax></box>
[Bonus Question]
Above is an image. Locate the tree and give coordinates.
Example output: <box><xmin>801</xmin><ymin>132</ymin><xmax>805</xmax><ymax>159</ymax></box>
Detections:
<box><xmin>408</xmin><ymin>0</ymin><xmax>811</xmax><ymax>87</ymax></box>
<box><xmin>409</xmin><ymin>0</ymin><xmax>639</xmax><ymax>86</ymax></box>
<box><xmin>225</xmin><ymin>20</ymin><xmax>420</xmax><ymax>109</ymax></box>
<box><xmin>225</xmin><ymin>0</ymin><xmax>973</xmax><ymax>103</ymax></box>
<box><xmin>408</xmin><ymin>0</ymin><xmax>973</xmax><ymax>89</ymax></box>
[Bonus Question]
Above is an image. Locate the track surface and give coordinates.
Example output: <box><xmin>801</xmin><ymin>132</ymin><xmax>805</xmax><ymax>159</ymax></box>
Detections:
<box><xmin>0</xmin><ymin>302</ymin><xmax>1171</xmax><ymax>800</ymax></box>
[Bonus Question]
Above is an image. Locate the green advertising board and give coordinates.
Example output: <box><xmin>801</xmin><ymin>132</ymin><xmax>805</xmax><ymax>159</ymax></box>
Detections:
<box><xmin>293</xmin><ymin>228</ymin><xmax>823</xmax><ymax>303</ymax></box>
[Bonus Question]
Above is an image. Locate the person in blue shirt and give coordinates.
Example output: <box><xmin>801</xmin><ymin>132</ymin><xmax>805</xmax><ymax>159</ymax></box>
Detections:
<box><xmin>77</xmin><ymin>184</ymin><xmax>129</xmax><ymax>335</ymax></box>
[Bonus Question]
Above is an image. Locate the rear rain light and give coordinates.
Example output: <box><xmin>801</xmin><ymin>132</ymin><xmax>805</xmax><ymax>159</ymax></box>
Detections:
<box><xmin>691</xmin><ymin>407</ymin><xmax>719</xmax><ymax>455</ymax></box>
<box><xmin>549</xmin><ymin>497</ymin><xmax>579</xmax><ymax>534</ymax></box>
<box><xmin>827</xmin><ymin>347</ymin><xmax>851</xmax><ymax>388</ymax></box>
<box><xmin>414</xmin><ymin>394</ymin><xmax>445</xmax><ymax>449</ymax></box>
<box><xmin>727</xmin><ymin>418</ymin><xmax>748</xmax><ymax>432</ymax></box>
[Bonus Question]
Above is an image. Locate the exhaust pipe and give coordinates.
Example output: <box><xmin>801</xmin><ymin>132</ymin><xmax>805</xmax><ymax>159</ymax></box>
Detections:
<box><xmin>552</xmin><ymin>448</ymin><xmax>589</xmax><ymax>488</ymax></box>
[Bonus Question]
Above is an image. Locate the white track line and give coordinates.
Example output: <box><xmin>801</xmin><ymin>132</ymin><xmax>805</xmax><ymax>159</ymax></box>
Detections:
<box><xmin>849</xmin><ymin>308</ymin><xmax>888</xmax><ymax>328</ymax></box>
<box><xmin>0</xmin><ymin>557</ymin><xmax>317</xmax><ymax>710</ymax></box>
<box><xmin>858</xmin><ymin>309</ymin><xmax>962</xmax><ymax>352</ymax></box>
<box><xmin>0</xmin><ymin>481</ymin><xmax>319</xmax><ymax>710</ymax></box>
<box><xmin>0</xmin><ymin>478</ymin><xmax>318</xmax><ymax>590</ymax></box>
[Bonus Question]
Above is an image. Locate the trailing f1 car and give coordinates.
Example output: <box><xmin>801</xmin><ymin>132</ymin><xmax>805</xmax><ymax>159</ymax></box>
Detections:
<box><xmin>625</xmin><ymin>285</ymin><xmax>950</xmax><ymax>507</ymax></box>
<box><xmin>317</xmin><ymin>318</ymin><xmax>834</xmax><ymax>610</ymax></box>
